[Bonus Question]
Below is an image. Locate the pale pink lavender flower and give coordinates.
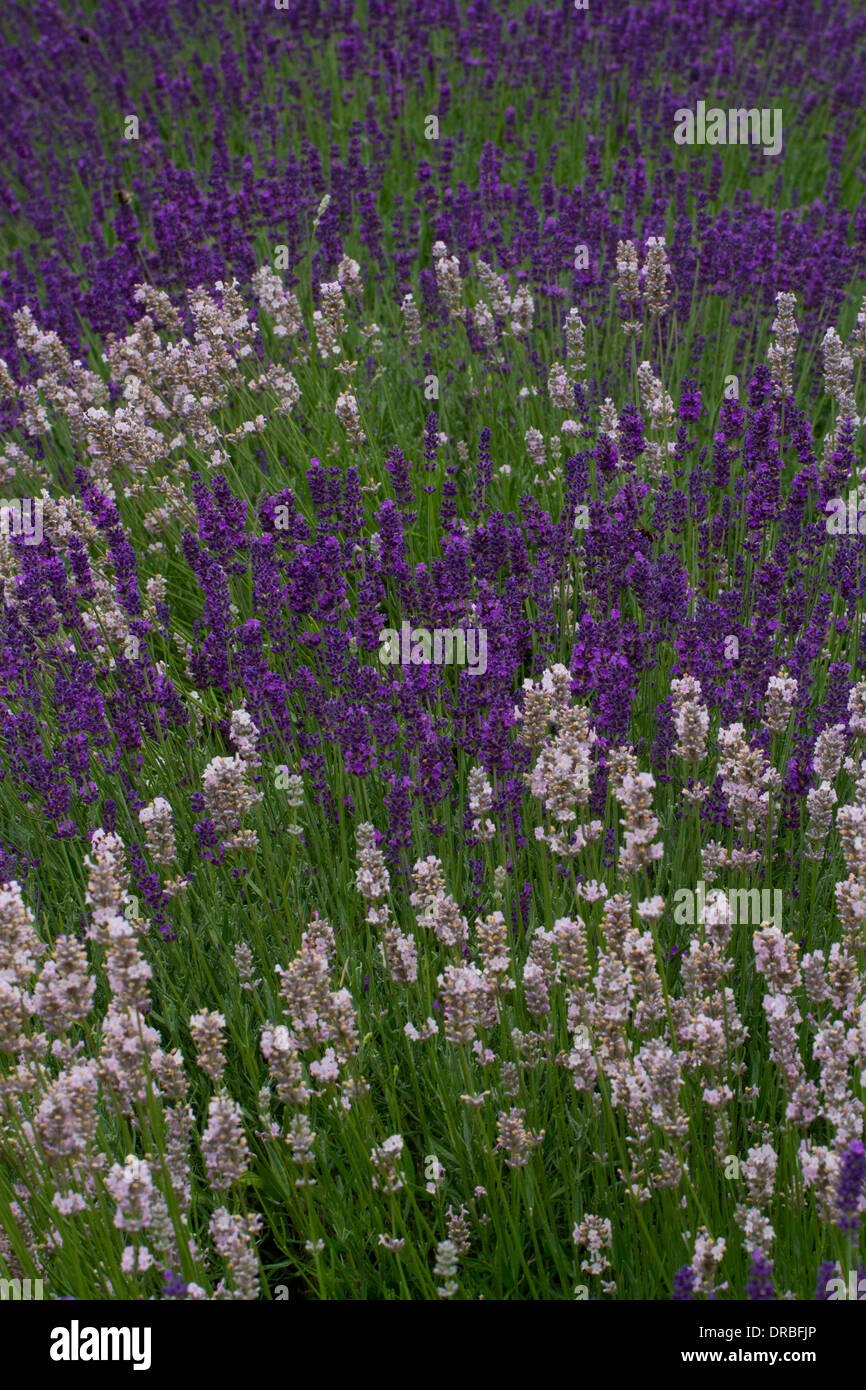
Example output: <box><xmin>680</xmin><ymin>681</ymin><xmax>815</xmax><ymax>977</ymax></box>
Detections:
<box><xmin>189</xmin><ymin>1010</ymin><xmax>227</xmax><ymax>1084</ymax></box>
<box><xmin>105</xmin><ymin>1155</ymin><xmax>153</xmax><ymax>1232</ymax></box>
<box><xmin>636</xmin><ymin>896</ymin><xmax>665</xmax><ymax>924</ymax></box>
<box><xmin>120</xmin><ymin>1245</ymin><xmax>154</xmax><ymax>1274</ymax></box>
<box><xmin>286</xmin><ymin>1112</ymin><xmax>316</xmax><ymax>1170</ymax></box>
<box><xmin>380</xmin><ymin>923</ymin><xmax>418</xmax><ymax>984</ymax></box>
<box><xmin>805</xmin><ymin>782</ymin><xmax>838</xmax><ymax>859</ymax></box>
<box><xmin>261</xmin><ymin>1034</ymin><xmax>311</xmax><ymax>1106</ymax></box>
<box><xmin>617</xmin><ymin>772</ymin><xmax>664</xmax><ymax>876</ymax></box>
<box><xmin>335</xmin><ymin>391</ymin><xmax>365</xmax><ymax>443</ymax></box>
<box><xmin>337</xmin><ymin>255</ymin><xmax>363</xmax><ymax>298</ymax></box>
<box><xmin>355</xmin><ymin>822</ymin><xmax>390</xmax><ymax>926</ymax></box>
<box><xmin>641</xmin><ymin>236</ymin><xmax>671</xmax><ymax>316</ymax></box>
<box><xmin>467</xmin><ymin>767</ymin><xmax>495</xmax><ymax>842</ymax></box>
<box><xmin>753</xmin><ymin>926</ymin><xmax>800</xmax><ymax>994</ymax></box>
<box><xmin>370</xmin><ymin>1134</ymin><xmax>405</xmax><ymax>1193</ymax></box>
<box><xmin>201</xmin><ymin>1093</ymin><xmax>250</xmax><ymax>1190</ymax></box>
<box><xmin>229</xmin><ymin>707</ymin><xmax>260</xmax><ymax>766</ymax></box>
<box><xmin>522</xmin><ymin>959</ymin><xmax>550</xmax><ymax>1018</ymax></box>
<box><xmin>813</xmin><ymin>724</ymin><xmax>846</xmax><ymax>782</ymax></box>
<box><xmin>201</xmin><ymin>754</ymin><xmax>262</xmax><ymax>851</ymax></box>
<box><xmin>495</xmin><ymin>1107</ymin><xmax>543</xmax><ymax>1169</ymax></box>
<box><xmin>524</xmin><ymin>427</ymin><xmax>546</xmax><ymax>472</ymax></box>
<box><xmin>314</xmin><ymin>280</ymin><xmax>346</xmax><ymax>358</ymax></box>
<box><xmin>690</xmin><ymin>1228</ymin><xmax>727</xmax><ymax>1297</ymax></box>
<box><xmin>433</xmin><ymin>1238</ymin><xmax>459</xmax><ymax>1298</ymax></box>
<box><xmin>575</xmin><ymin>879</ymin><xmax>607</xmax><ymax>904</ymax></box>
<box><xmin>615</xmin><ymin>240</ymin><xmax>641</xmax><ymax>335</ymax></box>
<box><xmin>717</xmin><ymin>723</ymin><xmax>779</xmax><ymax>843</ymax></box>
<box><xmin>475</xmin><ymin>259</ymin><xmax>512</xmax><ymax>317</ymax></box>
<box><xmin>104</xmin><ymin>916</ymin><xmax>152</xmax><ymax>1010</ymax></box>
<box><xmin>404</xmin><ymin>1018</ymin><xmax>438</xmax><ymax>1042</ymax></box>
<box><xmin>508</xmin><ymin>284</ymin><xmax>534</xmax><ymax>336</ymax></box>
<box><xmin>547</xmin><ymin>361</ymin><xmax>573</xmax><ymax>408</ymax></box>
<box><xmin>437</xmin><ymin>962</ymin><xmax>496</xmax><ymax>1044</ymax></box>
<box><xmin>446</xmin><ymin>1204</ymin><xmax>471</xmax><ymax>1255</ymax></box>
<box><xmin>83</xmin><ymin>831</ymin><xmax>130</xmax><ymax>935</ymax></box>
<box><xmin>432</xmin><ymin>242</ymin><xmax>463</xmax><ymax>320</ymax></box>
<box><xmin>210</xmin><ymin>1207</ymin><xmax>263</xmax><ymax>1299</ymax></box>
<box><xmin>410</xmin><ymin>856</ymin><xmax>468</xmax><ymax>947</ymax></box>
<box><xmin>767</xmin><ymin>291</ymin><xmax>799</xmax><ymax>397</ymax></box>
<box><xmin>636</xmin><ymin>360</ymin><xmax>674</xmax><ymax>432</ymax></box>
<box><xmin>848</xmin><ymin>681</ymin><xmax>866</xmax><ymax>735</ymax></box>
<box><xmin>763</xmin><ymin>669</ymin><xmax>797</xmax><ymax>734</ymax></box>
<box><xmin>33</xmin><ymin>1060</ymin><xmax>100</xmax><ymax>1162</ymax></box>
<box><xmin>309</xmin><ymin>1047</ymin><xmax>340</xmax><ymax>1088</ymax></box>
<box><xmin>400</xmin><ymin>294</ymin><xmax>422</xmax><ymax>349</ymax></box>
<box><xmin>573</xmin><ymin>1213</ymin><xmax>614</xmax><ymax>1288</ymax></box>
<box><xmin>598</xmin><ymin>397</ymin><xmax>619</xmax><ymax>443</ymax></box>
<box><xmin>233</xmin><ymin>943</ymin><xmax>262</xmax><ymax>991</ymax></box>
<box><xmin>476</xmin><ymin>910</ymin><xmax>513</xmax><ymax>995</ymax></box>
<box><xmin>564</xmin><ymin>308</ymin><xmax>586</xmax><ymax>376</ymax></box>
<box><xmin>30</xmin><ymin>935</ymin><xmax>95</xmax><ymax>1035</ymax></box>
<box><xmin>822</xmin><ymin>326</ymin><xmax>858</xmax><ymax>424</ymax></box>
<box><xmin>99</xmin><ymin>1003</ymin><xmax>162</xmax><ymax>1115</ymax></box>
<box><xmin>671</xmin><ymin>674</ymin><xmax>710</xmax><ymax>765</ymax></box>
<box><xmin>52</xmin><ymin>1192</ymin><xmax>88</xmax><ymax>1216</ymax></box>
<box><xmin>250</xmin><ymin>266</ymin><xmax>304</xmax><ymax>339</ymax></box>
<box><xmin>377</xmin><ymin>1233</ymin><xmax>405</xmax><ymax>1253</ymax></box>
<box><xmin>850</xmin><ymin>295</ymin><xmax>866</xmax><ymax>363</ymax></box>
<box><xmin>737</xmin><ymin>1207</ymin><xmax>775</xmax><ymax>1257</ymax></box>
<box><xmin>138</xmin><ymin>797</ymin><xmax>178</xmax><ymax>868</ymax></box>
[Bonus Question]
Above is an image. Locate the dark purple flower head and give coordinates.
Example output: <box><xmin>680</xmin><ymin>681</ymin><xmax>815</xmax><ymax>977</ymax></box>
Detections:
<box><xmin>424</xmin><ymin>411</ymin><xmax>439</xmax><ymax>470</ymax></box>
<box><xmin>163</xmin><ymin>1269</ymin><xmax>188</xmax><ymax>1298</ymax></box>
<box><xmin>836</xmin><ymin>1139</ymin><xmax>865</xmax><ymax>1236</ymax></box>
<box><xmin>385</xmin><ymin>446</ymin><xmax>415</xmax><ymax>514</ymax></box>
<box><xmin>678</xmin><ymin>377</ymin><xmax>702</xmax><ymax>422</ymax></box>
<box><xmin>746</xmin><ymin>1251</ymin><xmax>776</xmax><ymax>1301</ymax></box>
<box><xmin>618</xmin><ymin>404</ymin><xmax>645</xmax><ymax>463</ymax></box>
<box><xmin>814</xmin><ymin>1261</ymin><xmax>837</xmax><ymax>1300</ymax></box>
<box><xmin>672</xmin><ymin>1264</ymin><xmax>695</xmax><ymax>1300</ymax></box>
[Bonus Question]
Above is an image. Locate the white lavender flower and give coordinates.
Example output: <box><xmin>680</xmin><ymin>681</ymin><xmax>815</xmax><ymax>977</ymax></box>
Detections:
<box><xmin>767</xmin><ymin>291</ymin><xmax>799</xmax><ymax>397</ymax></box>
<box><xmin>641</xmin><ymin>236</ymin><xmax>671</xmax><ymax>316</ymax></box>
<box><xmin>138</xmin><ymin>796</ymin><xmax>177</xmax><ymax>868</ymax></box>
<box><xmin>433</xmin><ymin>1238</ymin><xmax>459</xmax><ymax>1298</ymax></box>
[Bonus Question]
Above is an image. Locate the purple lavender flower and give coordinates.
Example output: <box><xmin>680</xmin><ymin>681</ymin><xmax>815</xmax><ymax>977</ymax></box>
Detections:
<box><xmin>745</xmin><ymin>1252</ymin><xmax>776</xmax><ymax>1301</ymax></box>
<box><xmin>163</xmin><ymin>1269</ymin><xmax>188</xmax><ymax>1298</ymax></box>
<box><xmin>814</xmin><ymin>1261</ymin><xmax>837</xmax><ymax>1300</ymax></box>
<box><xmin>836</xmin><ymin>1139</ymin><xmax>866</xmax><ymax>1236</ymax></box>
<box><xmin>672</xmin><ymin>1265</ymin><xmax>695</xmax><ymax>1300</ymax></box>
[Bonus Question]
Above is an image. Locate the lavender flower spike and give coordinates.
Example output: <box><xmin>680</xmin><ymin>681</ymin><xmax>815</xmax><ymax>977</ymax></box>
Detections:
<box><xmin>836</xmin><ymin>1139</ymin><xmax>866</xmax><ymax>1236</ymax></box>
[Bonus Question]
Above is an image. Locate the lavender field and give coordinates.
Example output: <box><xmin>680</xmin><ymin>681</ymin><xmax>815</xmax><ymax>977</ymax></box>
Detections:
<box><xmin>0</xmin><ymin>0</ymin><xmax>865</xmax><ymax>1309</ymax></box>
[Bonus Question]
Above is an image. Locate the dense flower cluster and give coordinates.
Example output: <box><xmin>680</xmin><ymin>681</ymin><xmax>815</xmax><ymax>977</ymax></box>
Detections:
<box><xmin>0</xmin><ymin>0</ymin><xmax>864</xmax><ymax>1305</ymax></box>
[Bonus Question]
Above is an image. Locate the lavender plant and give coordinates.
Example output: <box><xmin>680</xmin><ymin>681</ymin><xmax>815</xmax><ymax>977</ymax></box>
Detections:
<box><xmin>0</xmin><ymin>0</ymin><xmax>864</xmax><ymax>1303</ymax></box>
